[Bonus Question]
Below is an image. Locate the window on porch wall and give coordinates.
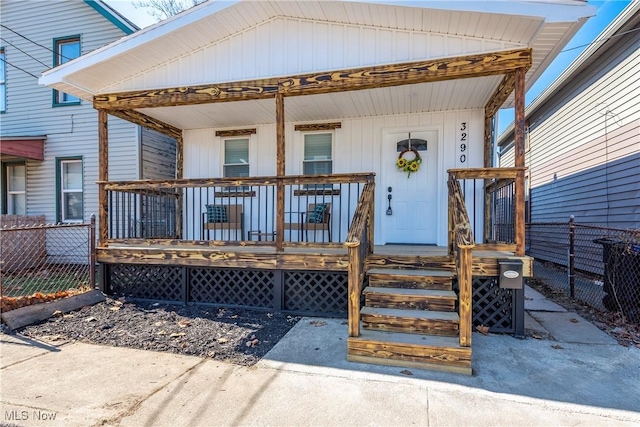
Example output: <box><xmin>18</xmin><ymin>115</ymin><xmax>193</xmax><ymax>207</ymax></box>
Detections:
<box><xmin>224</xmin><ymin>138</ymin><xmax>249</xmax><ymax>192</ymax></box>
<box><xmin>303</xmin><ymin>133</ymin><xmax>332</xmax><ymax>189</ymax></box>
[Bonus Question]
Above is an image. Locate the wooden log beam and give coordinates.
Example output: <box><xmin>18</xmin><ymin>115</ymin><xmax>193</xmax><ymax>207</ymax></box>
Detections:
<box><xmin>485</xmin><ymin>73</ymin><xmax>516</xmax><ymax>118</ymax></box>
<box><xmin>447</xmin><ymin>167</ymin><xmax>526</xmax><ymax>180</ymax></box>
<box><xmin>109</xmin><ymin>109</ymin><xmax>182</xmax><ymax>139</ymax></box>
<box><xmin>101</xmin><ymin>173</ymin><xmax>375</xmax><ymax>191</ymax></box>
<box><xmin>282</xmin><ymin>48</ymin><xmax>531</xmax><ymax>96</ymax></box>
<box><xmin>95</xmin><ymin>78</ymin><xmax>280</xmax><ymax>109</ymax></box>
<box><xmin>514</xmin><ymin>67</ymin><xmax>526</xmax><ymax>257</ymax></box>
<box><xmin>215</xmin><ymin>128</ymin><xmax>257</xmax><ymax>137</ymax></box>
<box><xmin>294</xmin><ymin>122</ymin><xmax>342</xmax><ymax>132</ymax></box>
<box><xmin>175</xmin><ymin>134</ymin><xmax>183</xmax><ymax>238</ymax></box>
<box><xmin>94</xmin><ymin>49</ymin><xmax>532</xmax><ymax>110</ymax></box>
<box><xmin>98</xmin><ymin>109</ymin><xmax>109</xmax><ymax>246</ymax></box>
<box><xmin>96</xmin><ymin>248</ymin><xmax>349</xmax><ymax>271</ymax></box>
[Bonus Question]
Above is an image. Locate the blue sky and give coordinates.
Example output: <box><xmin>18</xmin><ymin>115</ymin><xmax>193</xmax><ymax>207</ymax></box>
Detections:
<box><xmin>106</xmin><ymin>0</ymin><xmax>631</xmax><ymax>135</ymax></box>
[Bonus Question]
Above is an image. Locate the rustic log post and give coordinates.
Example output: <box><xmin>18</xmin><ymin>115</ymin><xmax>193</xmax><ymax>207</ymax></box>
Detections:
<box><xmin>447</xmin><ymin>173</ymin><xmax>455</xmax><ymax>257</ymax></box>
<box><xmin>347</xmin><ymin>243</ymin><xmax>361</xmax><ymax>337</ymax></box>
<box><xmin>98</xmin><ymin>109</ymin><xmax>109</xmax><ymax>246</ymax></box>
<box><xmin>458</xmin><ymin>245</ymin><xmax>473</xmax><ymax>347</ymax></box>
<box><xmin>514</xmin><ymin>67</ymin><xmax>526</xmax><ymax>256</ymax></box>
<box><xmin>275</xmin><ymin>93</ymin><xmax>285</xmax><ymax>252</ymax></box>
<box><xmin>367</xmin><ymin>178</ymin><xmax>375</xmax><ymax>254</ymax></box>
<box><xmin>175</xmin><ymin>134</ymin><xmax>184</xmax><ymax>238</ymax></box>
<box><xmin>483</xmin><ymin>112</ymin><xmax>493</xmax><ymax>243</ymax></box>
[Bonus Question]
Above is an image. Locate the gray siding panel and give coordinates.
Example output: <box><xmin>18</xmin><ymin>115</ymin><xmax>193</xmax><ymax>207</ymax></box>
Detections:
<box><xmin>499</xmin><ymin>27</ymin><xmax>640</xmax><ymax>230</ymax></box>
<box><xmin>141</xmin><ymin>129</ymin><xmax>177</xmax><ymax>180</ymax></box>
<box><xmin>0</xmin><ymin>1</ymin><xmax>152</xmax><ymax>224</ymax></box>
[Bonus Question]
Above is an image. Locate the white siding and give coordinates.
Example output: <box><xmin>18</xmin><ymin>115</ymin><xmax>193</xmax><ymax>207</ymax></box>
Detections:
<box><xmin>499</xmin><ymin>33</ymin><xmax>640</xmax><ymax>228</ymax></box>
<box><xmin>183</xmin><ymin>109</ymin><xmax>485</xmax><ymax>245</ymax></box>
<box><xmin>106</xmin><ymin>16</ymin><xmax>524</xmax><ymax>93</ymax></box>
<box><xmin>0</xmin><ymin>0</ymin><xmax>141</xmax><ymax>223</ymax></box>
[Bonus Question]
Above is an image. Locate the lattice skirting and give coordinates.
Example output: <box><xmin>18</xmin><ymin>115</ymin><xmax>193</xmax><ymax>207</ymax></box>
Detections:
<box><xmin>105</xmin><ymin>264</ymin><xmax>347</xmax><ymax>316</ymax></box>
<box><xmin>471</xmin><ymin>277</ymin><xmax>525</xmax><ymax>336</ymax></box>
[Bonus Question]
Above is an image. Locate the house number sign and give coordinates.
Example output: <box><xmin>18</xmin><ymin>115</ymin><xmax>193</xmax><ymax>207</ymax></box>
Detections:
<box><xmin>459</xmin><ymin>122</ymin><xmax>467</xmax><ymax>164</ymax></box>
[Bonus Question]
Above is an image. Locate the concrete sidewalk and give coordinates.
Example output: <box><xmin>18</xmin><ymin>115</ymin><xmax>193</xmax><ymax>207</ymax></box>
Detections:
<box><xmin>1</xmin><ymin>288</ymin><xmax>639</xmax><ymax>426</ymax></box>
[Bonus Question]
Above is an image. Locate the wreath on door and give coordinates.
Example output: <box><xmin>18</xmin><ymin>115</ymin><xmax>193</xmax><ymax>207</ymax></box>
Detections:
<box><xmin>397</xmin><ymin>147</ymin><xmax>422</xmax><ymax>178</ymax></box>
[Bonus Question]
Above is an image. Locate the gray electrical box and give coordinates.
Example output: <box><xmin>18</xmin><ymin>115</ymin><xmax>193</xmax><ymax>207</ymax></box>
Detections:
<box><xmin>499</xmin><ymin>259</ymin><xmax>523</xmax><ymax>289</ymax></box>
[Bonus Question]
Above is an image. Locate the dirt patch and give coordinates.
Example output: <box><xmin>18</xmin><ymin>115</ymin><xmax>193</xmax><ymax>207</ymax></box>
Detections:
<box><xmin>528</xmin><ymin>279</ymin><xmax>640</xmax><ymax>348</ymax></box>
<box><xmin>16</xmin><ymin>297</ymin><xmax>300</xmax><ymax>366</ymax></box>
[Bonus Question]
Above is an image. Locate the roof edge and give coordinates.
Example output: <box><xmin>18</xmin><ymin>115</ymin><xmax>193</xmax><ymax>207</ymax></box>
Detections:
<box><xmin>498</xmin><ymin>1</ymin><xmax>639</xmax><ymax>148</ymax></box>
<box><xmin>83</xmin><ymin>0</ymin><xmax>139</xmax><ymax>35</ymax></box>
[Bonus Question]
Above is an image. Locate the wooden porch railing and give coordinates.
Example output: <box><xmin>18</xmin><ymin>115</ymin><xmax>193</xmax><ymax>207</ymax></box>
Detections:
<box><xmin>99</xmin><ymin>173</ymin><xmax>375</xmax><ymax>250</ymax></box>
<box><xmin>447</xmin><ymin>167</ymin><xmax>526</xmax><ymax>255</ymax></box>
<box><xmin>447</xmin><ymin>174</ymin><xmax>475</xmax><ymax>347</ymax></box>
<box><xmin>345</xmin><ymin>181</ymin><xmax>375</xmax><ymax>338</ymax></box>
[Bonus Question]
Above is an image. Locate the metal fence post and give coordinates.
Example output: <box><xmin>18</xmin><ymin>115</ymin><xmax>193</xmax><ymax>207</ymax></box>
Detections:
<box><xmin>569</xmin><ymin>215</ymin><xmax>575</xmax><ymax>298</ymax></box>
<box><xmin>90</xmin><ymin>214</ymin><xmax>96</xmax><ymax>289</ymax></box>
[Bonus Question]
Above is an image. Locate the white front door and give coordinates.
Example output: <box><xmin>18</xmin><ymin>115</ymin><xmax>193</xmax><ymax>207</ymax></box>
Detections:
<box><xmin>383</xmin><ymin>129</ymin><xmax>439</xmax><ymax>244</ymax></box>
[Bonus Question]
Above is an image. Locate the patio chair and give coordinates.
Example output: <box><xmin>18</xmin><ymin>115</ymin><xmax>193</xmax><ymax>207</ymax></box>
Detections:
<box><xmin>202</xmin><ymin>204</ymin><xmax>244</xmax><ymax>241</ymax></box>
<box><xmin>285</xmin><ymin>203</ymin><xmax>331</xmax><ymax>242</ymax></box>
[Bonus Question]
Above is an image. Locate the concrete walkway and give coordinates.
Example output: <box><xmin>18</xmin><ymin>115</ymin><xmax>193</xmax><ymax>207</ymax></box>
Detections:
<box><xmin>1</xmin><ymin>288</ymin><xmax>639</xmax><ymax>427</ymax></box>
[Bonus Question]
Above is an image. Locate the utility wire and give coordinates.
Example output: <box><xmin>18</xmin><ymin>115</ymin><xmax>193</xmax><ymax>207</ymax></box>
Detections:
<box><xmin>559</xmin><ymin>27</ymin><xmax>640</xmax><ymax>54</ymax></box>
<box><xmin>0</xmin><ymin>24</ymin><xmax>74</xmax><ymax>61</ymax></box>
<box><xmin>0</xmin><ymin>57</ymin><xmax>39</xmax><ymax>79</ymax></box>
<box><xmin>0</xmin><ymin>37</ymin><xmax>50</xmax><ymax>68</ymax></box>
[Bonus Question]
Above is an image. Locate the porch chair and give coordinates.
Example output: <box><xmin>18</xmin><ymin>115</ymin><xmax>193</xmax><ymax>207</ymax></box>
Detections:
<box><xmin>202</xmin><ymin>204</ymin><xmax>244</xmax><ymax>241</ymax></box>
<box><xmin>285</xmin><ymin>203</ymin><xmax>331</xmax><ymax>242</ymax></box>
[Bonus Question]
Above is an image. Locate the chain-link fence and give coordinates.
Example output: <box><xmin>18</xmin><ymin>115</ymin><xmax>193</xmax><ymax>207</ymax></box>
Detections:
<box><xmin>1</xmin><ymin>217</ymin><xmax>96</xmax><ymax>311</ymax></box>
<box><xmin>527</xmin><ymin>219</ymin><xmax>640</xmax><ymax>324</ymax></box>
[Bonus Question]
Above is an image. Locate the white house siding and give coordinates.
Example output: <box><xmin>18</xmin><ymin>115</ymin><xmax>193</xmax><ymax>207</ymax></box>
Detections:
<box><xmin>499</xmin><ymin>30</ymin><xmax>639</xmax><ymax>229</ymax></box>
<box><xmin>0</xmin><ymin>0</ymin><xmax>140</xmax><ymax>224</ymax></box>
<box><xmin>183</xmin><ymin>109</ymin><xmax>485</xmax><ymax>245</ymax></box>
<box><xmin>106</xmin><ymin>16</ymin><xmax>524</xmax><ymax>93</ymax></box>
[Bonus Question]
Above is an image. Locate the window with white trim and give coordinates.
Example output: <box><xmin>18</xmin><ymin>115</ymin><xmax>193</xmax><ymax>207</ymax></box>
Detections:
<box><xmin>303</xmin><ymin>133</ymin><xmax>332</xmax><ymax>175</ymax></box>
<box><xmin>59</xmin><ymin>159</ymin><xmax>83</xmax><ymax>222</ymax></box>
<box><xmin>0</xmin><ymin>48</ymin><xmax>6</xmax><ymax>112</ymax></box>
<box><xmin>223</xmin><ymin>138</ymin><xmax>249</xmax><ymax>178</ymax></box>
<box><xmin>4</xmin><ymin>163</ymin><xmax>26</xmax><ymax>215</ymax></box>
<box><xmin>53</xmin><ymin>37</ymin><xmax>80</xmax><ymax>105</ymax></box>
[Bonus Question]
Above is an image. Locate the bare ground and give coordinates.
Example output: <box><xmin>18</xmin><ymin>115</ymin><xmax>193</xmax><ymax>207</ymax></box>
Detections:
<box><xmin>16</xmin><ymin>296</ymin><xmax>300</xmax><ymax>366</ymax></box>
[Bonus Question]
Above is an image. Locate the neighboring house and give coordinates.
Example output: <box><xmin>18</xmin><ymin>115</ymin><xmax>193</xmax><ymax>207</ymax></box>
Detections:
<box><xmin>40</xmin><ymin>0</ymin><xmax>593</xmax><ymax>373</ymax></box>
<box><xmin>0</xmin><ymin>0</ymin><xmax>176</xmax><ymax>227</ymax></box>
<box><xmin>498</xmin><ymin>1</ymin><xmax>640</xmax><ymax>230</ymax></box>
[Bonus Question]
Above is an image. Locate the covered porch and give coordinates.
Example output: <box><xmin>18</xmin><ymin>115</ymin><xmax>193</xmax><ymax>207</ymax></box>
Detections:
<box><xmin>39</xmin><ymin>0</ymin><xmax>595</xmax><ymax>374</ymax></box>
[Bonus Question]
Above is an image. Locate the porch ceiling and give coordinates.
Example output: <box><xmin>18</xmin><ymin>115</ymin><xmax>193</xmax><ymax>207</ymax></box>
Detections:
<box><xmin>137</xmin><ymin>76</ymin><xmax>503</xmax><ymax>130</ymax></box>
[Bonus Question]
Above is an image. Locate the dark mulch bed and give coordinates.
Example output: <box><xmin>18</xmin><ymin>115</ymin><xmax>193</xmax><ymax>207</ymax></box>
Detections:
<box><xmin>17</xmin><ymin>297</ymin><xmax>300</xmax><ymax>366</ymax></box>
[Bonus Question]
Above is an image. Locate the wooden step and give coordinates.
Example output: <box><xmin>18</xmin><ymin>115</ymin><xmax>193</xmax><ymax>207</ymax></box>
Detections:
<box><xmin>367</xmin><ymin>268</ymin><xmax>453</xmax><ymax>290</ymax></box>
<box><xmin>361</xmin><ymin>306</ymin><xmax>459</xmax><ymax>336</ymax></box>
<box><xmin>347</xmin><ymin>330</ymin><xmax>471</xmax><ymax>375</ymax></box>
<box><xmin>364</xmin><ymin>287</ymin><xmax>456</xmax><ymax>311</ymax></box>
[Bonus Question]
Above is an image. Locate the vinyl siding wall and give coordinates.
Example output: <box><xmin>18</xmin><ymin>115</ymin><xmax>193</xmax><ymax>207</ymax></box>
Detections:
<box><xmin>104</xmin><ymin>16</ymin><xmax>524</xmax><ymax>93</ymax></box>
<box><xmin>141</xmin><ymin>128</ymin><xmax>177</xmax><ymax>180</ymax></box>
<box><xmin>499</xmin><ymin>31</ymin><xmax>640</xmax><ymax>229</ymax></box>
<box><xmin>0</xmin><ymin>0</ymin><xmax>140</xmax><ymax>223</ymax></box>
<box><xmin>184</xmin><ymin>109</ymin><xmax>485</xmax><ymax>245</ymax></box>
